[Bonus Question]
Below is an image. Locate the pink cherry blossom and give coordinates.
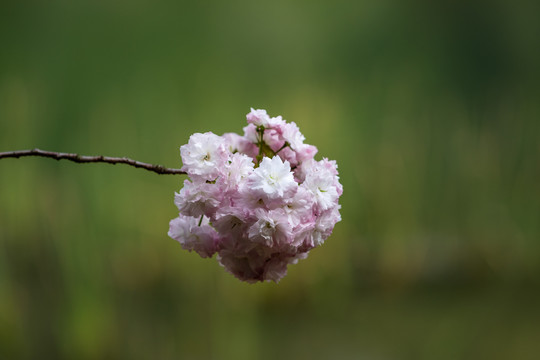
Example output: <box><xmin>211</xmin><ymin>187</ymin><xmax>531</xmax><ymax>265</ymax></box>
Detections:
<box><xmin>246</xmin><ymin>108</ymin><xmax>271</xmax><ymax>127</ymax></box>
<box><xmin>223</xmin><ymin>153</ymin><xmax>254</xmax><ymax>191</ymax></box>
<box><xmin>246</xmin><ymin>156</ymin><xmax>297</xmax><ymax>205</ymax></box>
<box><xmin>168</xmin><ymin>108</ymin><xmax>343</xmax><ymax>283</ymax></box>
<box><xmin>242</xmin><ymin>123</ymin><xmax>259</xmax><ymax>144</ymax></box>
<box><xmin>168</xmin><ymin>215</ymin><xmax>219</xmax><ymax>258</ymax></box>
<box><xmin>180</xmin><ymin>132</ymin><xmax>229</xmax><ymax>181</ymax></box>
<box><xmin>174</xmin><ymin>179</ymin><xmax>223</xmax><ymax>218</ymax></box>
<box><xmin>281</xmin><ymin>122</ymin><xmax>305</xmax><ymax>150</ymax></box>
<box><xmin>303</xmin><ymin>169</ymin><xmax>339</xmax><ymax>212</ymax></box>
<box><xmin>248</xmin><ymin>208</ymin><xmax>292</xmax><ymax>248</ymax></box>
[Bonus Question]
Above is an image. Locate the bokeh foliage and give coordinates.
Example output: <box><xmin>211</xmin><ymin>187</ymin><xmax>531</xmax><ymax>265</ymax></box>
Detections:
<box><xmin>1</xmin><ymin>0</ymin><xmax>539</xmax><ymax>359</ymax></box>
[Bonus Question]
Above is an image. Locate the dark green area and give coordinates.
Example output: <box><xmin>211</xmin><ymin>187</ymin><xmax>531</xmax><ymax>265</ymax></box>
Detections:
<box><xmin>1</xmin><ymin>0</ymin><xmax>539</xmax><ymax>359</ymax></box>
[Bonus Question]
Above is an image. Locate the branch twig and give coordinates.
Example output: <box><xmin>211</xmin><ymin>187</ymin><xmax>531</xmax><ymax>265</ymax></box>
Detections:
<box><xmin>0</xmin><ymin>149</ymin><xmax>186</xmax><ymax>175</ymax></box>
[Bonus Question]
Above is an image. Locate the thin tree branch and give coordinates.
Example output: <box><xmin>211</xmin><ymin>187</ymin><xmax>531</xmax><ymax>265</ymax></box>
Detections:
<box><xmin>0</xmin><ymin>149</ymin><xmax>186</xmax><ymax>175</ymax></box>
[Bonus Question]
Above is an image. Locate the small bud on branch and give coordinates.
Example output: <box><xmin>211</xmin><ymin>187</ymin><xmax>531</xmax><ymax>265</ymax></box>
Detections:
<box><xmin>0</xmin><ymin>148</ymin><xmax>186</xmax><ymax>175</ymax></box>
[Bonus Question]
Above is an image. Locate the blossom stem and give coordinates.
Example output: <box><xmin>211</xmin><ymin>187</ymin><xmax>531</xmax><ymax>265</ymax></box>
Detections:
<box><xmin>198</xmin><ymin>214</ymin><xmax>204</xmax><ymax>227</ymax></box>
<box><xmin>274</xmin><ymin>142</ymin><xmax>289</xmax><ymax>155</ymax></box>
<box><xmin>255</xmin><ymin>126</ymin><xmax>265</xmax><ymax>166</ymax></box>
<box><xmin>0</xmin><ymin>149</ymin><xmax>186</xmax><ymax>175</ymax></box>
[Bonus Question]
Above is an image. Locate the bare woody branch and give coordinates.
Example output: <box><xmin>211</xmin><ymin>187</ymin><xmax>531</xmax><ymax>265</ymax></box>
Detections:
<box><xmin>0</xmin><ymin>149</ymin><xmax>186</xmax><ymax>175</ymax></box>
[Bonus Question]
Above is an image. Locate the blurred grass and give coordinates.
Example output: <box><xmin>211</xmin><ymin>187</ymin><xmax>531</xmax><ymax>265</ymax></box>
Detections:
<box><xmin>1</xmin><ymin>0</ymin><xmax>540</xmax><ymax>359</ymax></box>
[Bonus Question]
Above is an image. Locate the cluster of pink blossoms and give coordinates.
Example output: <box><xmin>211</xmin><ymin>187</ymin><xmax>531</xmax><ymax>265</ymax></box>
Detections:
<box><xmin>168</xmin><ymin>108</ymin><xmax>343</xmax><ymax>283</ymax></box>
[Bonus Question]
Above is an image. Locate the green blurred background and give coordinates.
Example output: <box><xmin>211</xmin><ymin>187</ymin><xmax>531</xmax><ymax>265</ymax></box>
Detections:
<box><xmin>1</xmin><ymin>0</ymin><xmax>539</xmax><ymax>359</ymax></box>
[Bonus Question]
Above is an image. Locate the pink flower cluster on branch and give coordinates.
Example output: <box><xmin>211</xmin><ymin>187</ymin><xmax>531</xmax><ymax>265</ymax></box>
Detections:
<box><xmin>168</xmin><ymin>108</ymin><xmax>343</xmax><ymax>283</ymax></box>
